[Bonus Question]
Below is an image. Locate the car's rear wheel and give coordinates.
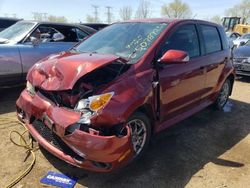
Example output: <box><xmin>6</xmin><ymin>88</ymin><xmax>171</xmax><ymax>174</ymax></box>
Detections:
<box><xmin>214</xmin><ymin>79</ymin><xmax>231</xmax><ymax>110</ymax></box>
<box><xmin>126</xmin><ymin>112</ymin><xmax>151</xmax><ymax>160</ymax></box>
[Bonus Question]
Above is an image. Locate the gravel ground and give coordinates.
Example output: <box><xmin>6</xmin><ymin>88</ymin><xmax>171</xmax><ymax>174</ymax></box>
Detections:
<box><xmin>0</xmin><ymin>77</ymin><xmax>249</xmax><ymax>188</ymax></box>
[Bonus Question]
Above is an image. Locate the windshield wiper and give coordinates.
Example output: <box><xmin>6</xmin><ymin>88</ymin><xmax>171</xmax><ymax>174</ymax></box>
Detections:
<box><xmin>127</xmin><ymin>49</ymin><xmax>139</xmax><ymax>62</ymax></box>
<box><xmin>70</xmin><ymin>48</ymin><xmax>98</xmax><ymax>54</ymax></box>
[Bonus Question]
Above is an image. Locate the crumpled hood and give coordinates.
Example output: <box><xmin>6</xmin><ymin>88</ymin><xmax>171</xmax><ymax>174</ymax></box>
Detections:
<box><xmin>27</xmin><ymin>51</ymin><xmax>121</xmax><ymax>91</ymax></box>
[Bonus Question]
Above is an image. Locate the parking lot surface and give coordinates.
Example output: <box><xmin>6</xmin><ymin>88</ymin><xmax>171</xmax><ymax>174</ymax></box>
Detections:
<box><xmin>0</xmin><ymin>78</ymin><xmax>250</xmax><ymax>188</ymax></box>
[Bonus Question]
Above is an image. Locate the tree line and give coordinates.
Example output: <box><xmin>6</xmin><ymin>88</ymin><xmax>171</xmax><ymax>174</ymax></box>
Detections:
<box><xmin>31</xmin><ymin>0</ymin><xmax>250</xmax><ymax>24</ymax></box>
<box><xmin>88</xmin><ymin>0</ymin><xmax>250</xmax><ymax>24</ymax></box>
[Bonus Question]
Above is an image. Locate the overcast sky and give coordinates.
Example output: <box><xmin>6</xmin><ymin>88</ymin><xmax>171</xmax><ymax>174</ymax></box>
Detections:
<box><xmin>0</xmin><ymin>0</ymin><xmax>242</xmax><ymax>23</ymax></box>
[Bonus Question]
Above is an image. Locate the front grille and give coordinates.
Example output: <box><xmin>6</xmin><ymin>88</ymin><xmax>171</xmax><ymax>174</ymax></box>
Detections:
<box><xmin>233</xmin><ymin>57</ymin><xmax>247</xmax><ymax>64</ymax></box>
<box><xmin>32</xmin><ymin>119</ymin><xmax>84</xmax><ymax>161</ymax></box>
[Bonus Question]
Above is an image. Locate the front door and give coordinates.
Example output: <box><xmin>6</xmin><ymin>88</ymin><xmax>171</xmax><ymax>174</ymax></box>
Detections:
<box><xmin>18</xmin><ymin>42</ymin><xmax>75</xmax><ymax>74</ymax></box>
<box><xmin>157</xmin><ymin>24</ymin><xmax>206</xmax><ymax>124</ymax></box>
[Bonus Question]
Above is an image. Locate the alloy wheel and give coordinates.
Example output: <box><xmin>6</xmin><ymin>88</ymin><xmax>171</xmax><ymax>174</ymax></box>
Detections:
<box><xmin>127</xmin><ymin>119</ymin><xmax>147</xmax><ymax>155</ymax></box>
<box><xmin>218</xmin><ymin>81</ymin><xmax>230</xmax><ymax>108</ymax></box>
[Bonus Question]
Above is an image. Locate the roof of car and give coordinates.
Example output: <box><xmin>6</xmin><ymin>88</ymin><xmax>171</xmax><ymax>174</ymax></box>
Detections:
<box><xmin>123</xmin><ymin>18</ymin><xmax>219</xmax><ymax>26</ymax></box>
<box><xmin>123</xmin><ymin>18</ymin><xmax>177</xmax><ymax>23</ymax></box>
<box><xmin>0</xmin><ymin>17</ymin><xmax>22</xmax><ymax>21</ymax></box>
<box><xmin>18</xmin><ymin>20</ymin><xmax>97</xmax><ymax>34</ymax></box>
<box><xmin>82</xmin><ymin>23</ymin><xmax>109</xmax><ymax>26</ymax></box>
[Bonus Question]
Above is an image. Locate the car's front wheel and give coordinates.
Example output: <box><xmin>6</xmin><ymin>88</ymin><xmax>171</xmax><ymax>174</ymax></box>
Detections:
<box><xmin>214</xmin><ymin>79</ymin><xmax>232</xmax><ymax>110</ymax></box>
<box><xmin>126</xmin><ymin>112</ymin><xmax>151</xmax><ymax>160</ymax></box>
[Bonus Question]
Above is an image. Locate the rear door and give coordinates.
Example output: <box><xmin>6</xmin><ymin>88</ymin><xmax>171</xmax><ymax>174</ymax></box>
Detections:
<box><xmin>157</xmin><ymin>23</ymin><xmax>206</xmax><ymax>123</ymax></box>
<box><xmin>198</xmin><ymin>24</ymin><xmax>228</xmax><ymax>100</ymax></box>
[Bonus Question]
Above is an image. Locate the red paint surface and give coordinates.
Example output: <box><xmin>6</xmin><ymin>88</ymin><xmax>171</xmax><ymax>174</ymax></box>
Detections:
<box><xmin>27</xmin><ymin>52</ymin><xmax>122</xmax><ymax>91</ymax></box>
<box><xmin>16</xmin><ymin>19</ymin><xmax>235</xmax><ymax>172</ymax></box>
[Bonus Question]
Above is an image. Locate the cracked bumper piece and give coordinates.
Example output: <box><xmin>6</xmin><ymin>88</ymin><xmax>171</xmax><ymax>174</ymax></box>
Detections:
<box><xmin>16</xmin><ymin>90</ymin><xmax>133</xmax><ymax>172</ymax></box>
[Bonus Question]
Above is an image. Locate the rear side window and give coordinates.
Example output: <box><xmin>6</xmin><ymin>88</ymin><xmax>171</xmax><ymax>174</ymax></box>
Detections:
<box><xmin>200</xmin><ymin>25</ymin><xmax>222</xmax><ymax>54</ymax></box>
<box><xmin>159</xmin><ymin>24</ymin><xmax>200</xmax><ymax>58</ymax></box>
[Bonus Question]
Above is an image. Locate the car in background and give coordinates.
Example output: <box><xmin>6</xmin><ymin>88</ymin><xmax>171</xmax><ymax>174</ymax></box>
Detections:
<box><xmin>226</xmin><ymin>31</ymin><xmax>241</xmax><ymax>40</ymax></box>
<box><xmin>16</xmin><ymin>19</ymin><xmax>235</xmax><ymax>172</ymax></box>
<box><xmin>81</xmin><ymin>23</ymin><xmax>109</xmax><ymax>30</ymax></box>
<box><xmin>0</xmin><ymin>17</ymin><xmax>22</xmax><ymax>32</ymax></box>
<box><xmin>233</xmin><ymin>40</ymin><xmax>250</xmax><ymax>76</ymax></box>
<box><xmin>0</xmin><ymin>20</ymin><xmax>96</xmax><ymax>87</ymax></box>
<box><xmin>233</xmin><ymin>33</ymin><xmax>250</xmax><ymax>47</ymax></box>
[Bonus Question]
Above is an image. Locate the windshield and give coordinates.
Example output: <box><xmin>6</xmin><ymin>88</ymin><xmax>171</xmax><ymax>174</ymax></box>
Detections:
<box><xmin>75</xmin><ymin>22</ymin><xmax>168</xmax><ymax>63</ymax></box>
<box><xmin>222</xmin><ymin>18</ymin><xmax>230</xmax><ymax>29</ymax></box>
<box><xmin>245</xmin><ymin>40</ymin><xmax>250</xmax><ymax>46</ymax></box>
<box><xmin>241</xmin><ymin>34</ymin><xmax>250</xmax><ymax>39</ymax></box>
<box><xmin>0</xmin><ymin>21</ymin><xmax>36</xmax><ymax>42</ymax></box>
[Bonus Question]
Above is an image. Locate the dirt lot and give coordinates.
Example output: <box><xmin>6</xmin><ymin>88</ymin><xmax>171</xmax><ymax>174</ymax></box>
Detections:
<box><xmin>0</xmin><ymin>78</ymin><xmax>250</xmax><ymax>188</ymax></box>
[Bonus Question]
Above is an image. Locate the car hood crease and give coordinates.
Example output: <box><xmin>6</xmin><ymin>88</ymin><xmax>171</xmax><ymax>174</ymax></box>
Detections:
<box><xmin>27</xmin><ymin>52</ymin><xmax>121</xmax><ymax>91</ymax></box>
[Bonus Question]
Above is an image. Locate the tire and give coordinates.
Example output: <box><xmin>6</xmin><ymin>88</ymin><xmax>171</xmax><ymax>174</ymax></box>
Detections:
<box><xmin>214</xmin><ymin>79</ymin><xmax>231</xmax><ymax>111</ymax></box>
<box><xmin>126</xmin><ymin>111</ymin><xmax>151</xmax><ymax>161</ymax></box>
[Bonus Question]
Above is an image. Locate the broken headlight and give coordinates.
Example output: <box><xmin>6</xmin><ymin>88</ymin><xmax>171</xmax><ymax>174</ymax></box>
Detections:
<box><xmin>26</xmin><ymin>81</ymin><xmax>35</xmax><ymax>96</ymax></box>
<box><xmin>75</xmin><ymin>92</ymin><xmax>114</xmax><ymax>112</ymax></box>
<box><xmin>74</xmin><ymin>92</ymin><xmax>114</xmax><ymax>124</ymax></box>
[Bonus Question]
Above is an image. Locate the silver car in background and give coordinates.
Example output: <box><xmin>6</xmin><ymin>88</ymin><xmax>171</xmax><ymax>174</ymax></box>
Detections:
<box><xmin>233</xmin><ymin>40</ymin><xmax>250</xmax><ymax>76</ymax></box>
<box><xmin>233</xmin><ymin>33</ymin><xmax>250</xmax><ymax>48</ymax></box>
<box><xmin>0</xmin><ymin>20</ymin><xmax>96</xmax><ymax>87</ymax></box>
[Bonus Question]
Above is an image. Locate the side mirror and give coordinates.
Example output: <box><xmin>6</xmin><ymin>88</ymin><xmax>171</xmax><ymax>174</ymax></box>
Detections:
<box><xmin>52</xmin><ymin>33</ymin><xmax>65</xmax><ymax>42</ymax></box>
<box><xmin>159</xmin><ymin>49</ymin><xmax>189</xmax><ymax>64</ymax></box>
<box><xmin>239</xmin><ymin>41</ymin><xmax>246</xmax><ymax>46</ymax></box>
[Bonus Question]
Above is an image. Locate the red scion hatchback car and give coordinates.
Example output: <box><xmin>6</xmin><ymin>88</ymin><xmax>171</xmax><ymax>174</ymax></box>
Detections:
<box><xmin>16</xmin><ymin>19</ymin><xmax>235</xmax><ymax>172</ymax></box>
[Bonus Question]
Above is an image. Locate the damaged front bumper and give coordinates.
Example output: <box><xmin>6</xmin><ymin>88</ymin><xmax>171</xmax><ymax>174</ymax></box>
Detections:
<box><xmin>16</xmin><ymin>89</ymin><xmax>134</xmax><ymax>172</ymax></box>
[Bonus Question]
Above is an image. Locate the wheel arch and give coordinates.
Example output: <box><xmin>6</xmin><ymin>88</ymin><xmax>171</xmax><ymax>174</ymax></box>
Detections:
<box><xmin>133</xmin><ymin>103</ymin><xmax>156</xmax><ymax>135</ymax></box>
<box><xmin>227</xmin><ymin>73</ymin><xmax>235</xmax><ymax>95</ymax></box>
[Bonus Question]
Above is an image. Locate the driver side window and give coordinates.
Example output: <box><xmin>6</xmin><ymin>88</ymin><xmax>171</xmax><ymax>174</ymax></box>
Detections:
<box><xmin>27</xmin><ymin>25</ymin><xmax>65</xmax><ymax>43</ymax></box>
<box><xmin>159</xmin><ymin>24</ymin><xmax>200</xmax><ymax>59</ymax></box>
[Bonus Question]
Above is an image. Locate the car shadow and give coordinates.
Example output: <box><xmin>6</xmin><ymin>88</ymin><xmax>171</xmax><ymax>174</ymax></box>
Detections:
<box><xmin>0</xmin><ymin>86</ymin><xmax>24</xmax><ymax>115</ymax></box>
<box><xmin>41</xmin><ymin>98</ymin><xmax>250</xmax><ymax>188</ymax></box>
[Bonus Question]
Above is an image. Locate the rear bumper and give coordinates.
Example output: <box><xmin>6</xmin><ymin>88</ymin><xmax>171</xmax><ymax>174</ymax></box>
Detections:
<box><xmin>16</xmin><ymin>90</ymin><xmax>133</xmax><ymax>172</ymax></box>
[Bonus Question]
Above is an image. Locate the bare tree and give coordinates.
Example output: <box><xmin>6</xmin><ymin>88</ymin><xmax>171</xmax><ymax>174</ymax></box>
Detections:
<box><xmin>225</xmin><ymin>0</ymin><xmax>250</xmax><ymax>22</ymax></box>
<box><xmin>119</xmin><ymin>6</ymin><xmax>133</xmax><ymax>21</ymax></box>
<box><xmin>32</xmin><ymin>12</ymin><xmax>45</xmax><ymax>21</ymax></box>
<box><xmin>86</xmin><ymin>15</ymin><xmax>96</xmax><ymax>23</ymax></box>
<box><xmin>161</xmin><ymin>0</ymin><xmax>192</xmax><ymax>19</ymax></box>
<box><xmin>210</xmin><ymin>15</ymin><xmax>222</xmax><ymax>24</ymax></box>
<box><xmin>47</xmin><ymin>15</ymin><xmax>67</xmax><ymax>23</ymax></box>
<box><xmin>135</xmin><ymin>0</ymin><xmax>150</xmax><ymax>19</ymax></box>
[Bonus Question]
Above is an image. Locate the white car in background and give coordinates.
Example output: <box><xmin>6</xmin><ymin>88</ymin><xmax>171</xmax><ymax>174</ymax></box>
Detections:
<box><xmin>233</xmin><ymin>33</ymin><xmax>250</xmax><ymax>48</ymax></box>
